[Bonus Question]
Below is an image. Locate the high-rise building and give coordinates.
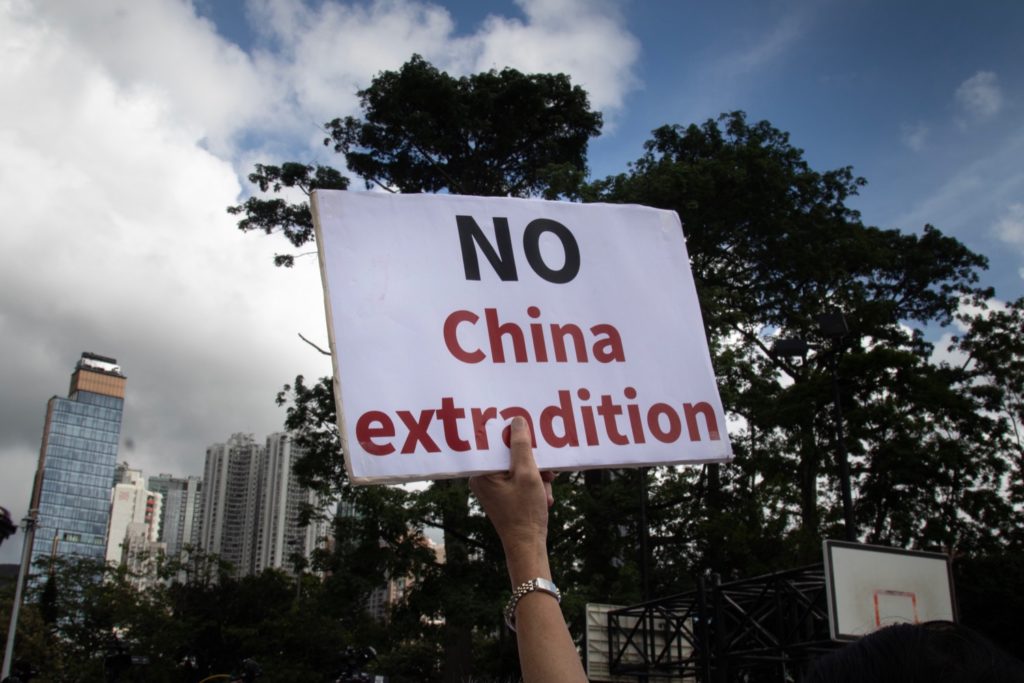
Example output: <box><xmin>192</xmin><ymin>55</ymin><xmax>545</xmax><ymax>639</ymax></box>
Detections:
<box><xmin>199</xmin><ymin>433</ymin><xmax>262</xmax><ymax>576</ymax></box>
<box><xmin>148</xmin><ymin>473</ymin><xmax>202</xmax><ymax>559</ymax></box>
<box><xmin>121</xmin><ymin>521</ymin><xmax>167</xmax><ymax>590</ymax></box>
<box><xmin>29</xmin><ymin>353</ymin><xmax>126</xmax><ymax>567</ymax></box>
<box><xmin>254</xmin><ymin>433</ymin><xmax>324</xmax><ymax>574</ymax></box>
<box><xmin>198</xmin><ymin>432</ymin><xmax>325</xmax><ymax>578</ymax></box>
<box><xmin>366</xmin><ymin>538</ymin><xmax>444</xmax><ymax>622</ymax></box>
<box><xmin>105</xmin><ymin>466</ymin><xmax>162</xmax><ymax>565</ymax></box>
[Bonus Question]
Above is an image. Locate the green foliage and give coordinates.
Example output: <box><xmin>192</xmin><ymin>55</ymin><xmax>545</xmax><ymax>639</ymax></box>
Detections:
<box><xmin>954</xmin><ymin>297</ymin><xmax>1024</xmax><ymax>457</ymax></box>
<box><xmin>952</xmin><ymin>296</ymin><xmax>1024</xmax><ymax>542</ymax></box>
<box><xmin>586</xmin><ymin>112</ymin><xmax>1019</xmax><ymax>574</ymax></box>
<box><xmin>275</xmin><ymin>376</ymin><xmax>513</xmax><ymax>681</ymax></box>
<box><xmin>324</xmin><ymin>54</ymin><xmax>602</xmax><ymax>197</ymax></box>
<box><xmin>587</xmin><ymin>113</ymin><xmax>989</xmax><ymax>336</ymax></box>
<box><xmin>233</xmin><ymin>55</ymin><xmax>603</xmax><ymax>682</ymax></box>
<box><xmin>227</xmin><ymin>162</ymin><xmax>348</xmax><ymax>266</ymax></box>
<box><xmin>3</xmin><ymin>553</ymin><xmax>374</xmax><ymax>682</ymax></box>
<box><xmin>222</xmin><ymin>55</ymin><xmax>1024</xmax><ymax>673</ymax></box>
<box><xmin>228</xmin><ymin>55</ymin><xmax>601</xmax><ymax>270</ymax></box>
<box><xmin>955</xmin><ymin>551</ymin><xmax>1024</xmax><ymax>658</ymax></box>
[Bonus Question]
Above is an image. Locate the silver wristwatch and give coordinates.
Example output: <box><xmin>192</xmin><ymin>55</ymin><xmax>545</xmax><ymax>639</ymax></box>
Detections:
<box><xmin>504</xmin><ymin>577</ymin><xmax>562</xmax><ymax>631</ymax></box>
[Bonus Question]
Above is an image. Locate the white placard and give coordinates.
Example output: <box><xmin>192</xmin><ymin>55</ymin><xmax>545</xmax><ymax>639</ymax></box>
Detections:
<box><xmin>312</xmin><ymin>191</ymin><xmax>732</xmax><ymax>483</ymax></box>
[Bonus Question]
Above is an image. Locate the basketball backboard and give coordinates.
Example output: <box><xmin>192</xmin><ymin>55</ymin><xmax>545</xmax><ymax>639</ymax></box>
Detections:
<box><xmin>823</xmin><ymin>540</ymin><xmax>956</xmax><ymax>641</ymax></box>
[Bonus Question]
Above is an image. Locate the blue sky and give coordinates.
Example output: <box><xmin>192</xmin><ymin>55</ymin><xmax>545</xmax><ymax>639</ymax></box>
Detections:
<box><xmin>0</xmin><ymin>0</ymin><xmax>1021</xmax><ymax>563</ymax></box>
<box><xmin>613</xmin><ymin>1</ymin><xmax>1023</xmax><ymax>301</ymax></box>
<box><xmin>194</xmin><ymin>0</ymin><xmax>1024</xmax><ymax>297</ymax></box>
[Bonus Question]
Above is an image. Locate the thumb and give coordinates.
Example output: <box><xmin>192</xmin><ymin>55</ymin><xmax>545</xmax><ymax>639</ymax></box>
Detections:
<box><xmin>508</xmin><ymin>416</ymin><xmax>536</xmax><ymax>476</ymax></box>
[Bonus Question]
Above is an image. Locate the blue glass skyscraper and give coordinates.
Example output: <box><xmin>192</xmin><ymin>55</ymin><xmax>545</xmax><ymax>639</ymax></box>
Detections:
<box><xmin>29</xmin><ymin>352</ymin><xmax>126</xmax><ymax>568</ymax></box>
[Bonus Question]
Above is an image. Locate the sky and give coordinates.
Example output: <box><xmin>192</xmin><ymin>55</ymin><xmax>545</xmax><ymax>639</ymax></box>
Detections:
<box><xmin>1</xmin><ymin>0</ymin><xmax>1022</xmax><ymax>564</ymax></box>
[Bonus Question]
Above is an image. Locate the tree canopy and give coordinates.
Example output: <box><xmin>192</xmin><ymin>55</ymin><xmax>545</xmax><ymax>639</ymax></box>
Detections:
<box><xmin>4</xmin><ymin>55</ymin><xmax>1021</xmax><ymax>683</ymax></box>
<box><xmin>2</xmin><ymin>52</ymin><xmax>1015</xmax><ymax>683</ymax></box>
<box><xmin>324</xmin><ymin>54</ymin><xmax>602</xmax><ymax>197</ymax></box>
<box><xmin>227</xmin><ymin>55</ymin><xmax>606</xmax><ymax>682</ymax></box>
<box><xmin>215</xmin><ymin>59</ymin><xmax>1024</xmax><ymax>679</ymax></box>
<box><xmin>584</xmin><ymin>113</ymin><xmax>1011</xmax><ymax>568</ymax></box>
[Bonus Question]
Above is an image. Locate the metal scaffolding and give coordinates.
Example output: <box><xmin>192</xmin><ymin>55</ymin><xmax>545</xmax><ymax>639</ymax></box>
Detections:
<box><xmin>607</xmin><ymin>564</ymin><xmax>842</xmax><ymax>682</ymax></box>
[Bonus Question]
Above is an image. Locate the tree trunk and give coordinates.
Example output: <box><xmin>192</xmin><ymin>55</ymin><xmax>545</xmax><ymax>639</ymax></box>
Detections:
<box><xmin>438</xmin><ymin>479</ymin><xmax>474</xmax><ymax>682</ymax></box>
<box><xmin>797</xmin><ymin>421</ymin><xmax>821</xmax><ymax>559</ymax></box>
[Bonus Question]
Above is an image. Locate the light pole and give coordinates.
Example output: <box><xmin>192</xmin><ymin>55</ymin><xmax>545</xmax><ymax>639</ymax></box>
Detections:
<box><xmin>772</xmin><ymin>311</ymin><xmax>856</xmax><ymax>542</ymax></box>
<box><xmin>817</xmin><ymin>313</ymin><xmax>856</xmax><ymax>541</ymax></box>
<box><xmin>2</xmin><ymin>510</ymin><xmax>37</xmax><ymax>680</ymax></box>
<box><xmin>638</xmin><ymin>466</ymin><xmax>650</xmax><ymax>603</ymax></box>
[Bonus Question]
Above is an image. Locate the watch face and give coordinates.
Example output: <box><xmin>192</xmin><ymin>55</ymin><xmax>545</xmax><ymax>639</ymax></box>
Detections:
<box><xmin>535</xmin><ymin>577</ymin><xmax>560</xmax><ymax>599</ymax></box>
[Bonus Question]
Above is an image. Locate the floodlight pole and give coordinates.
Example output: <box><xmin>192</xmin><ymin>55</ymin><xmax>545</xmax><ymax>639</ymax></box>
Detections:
<box><xmin>828</xmin><ymin>349</ymin><xmax>856</xmax><ymax>541</ymax></box>
<box><xmin>776</xmin><ymin>312</ymin><xmax>857</xmax><ymax>542</ymax></box>
<box><xmin>639</xmin><ymin>467</ymin><xmax>651</xmax><ymax>602</ymax></box>
<box><xmin>817</xmin><ymin>312</ymin><xmax>856</xmax><ymax>542</ymax></box>
<box><xmin>638</xmin><ymin>467</ymin><xmax>652</xmax><ymax>683</ymax></box>
<box><xmin>2</xmin><ymin>510</ymin><xmax>37</xmax><ymax>679</ymax></box>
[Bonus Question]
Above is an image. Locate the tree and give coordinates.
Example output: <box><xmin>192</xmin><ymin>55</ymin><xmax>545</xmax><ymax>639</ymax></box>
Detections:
<box><xmin>954</xmin><ymin>297</ymin><xmax>1024</xmax><ymax>471</ymax></box>
<box><xmin>951</xmin><ymin>297</ymin><xmax>1024</xmax><ymax>543</ymax></box>
<box><xmin>0</xmin><ymin>507</ymin><xmax>15</xmax><ymax>548</ymax></box>
<box><xmin>230</xmin><ymin>55</ymin><xmax>602</xmax><ymax>682</ymax></box>
<box><xmin>15</xmin><ymin>556</ymin><xmax>182</xmax><ymax>682</ymax></box>
<box><xmin>228</xmin><ymin>162</ymin><xmax>348</xmax><ymax>267</ymax></box>
<box><xmin>324</xmin><ymin>54</ymin><xmax>601</xmax><ymax>198</ymax></box>
<box><xmin>15</xmin><ymin>551</ymin><xmax>378</xmax><ymax>682</ymax></box>
<box><xmin>229</xmin><ymin>60</ymin><xmax>1024</xmax><ymax>671</ymax></box>
<box><xmin>586</xmin><ymin>112</ymin><xmax>1017</xmax><ymax>576</ymax></box>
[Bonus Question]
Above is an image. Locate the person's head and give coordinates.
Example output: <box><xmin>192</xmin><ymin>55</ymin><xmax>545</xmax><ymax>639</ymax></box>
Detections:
<box><xmin>806</xmin><ymin>621</ymin><xmax>1024</xmax><ymax>682</ymax></box>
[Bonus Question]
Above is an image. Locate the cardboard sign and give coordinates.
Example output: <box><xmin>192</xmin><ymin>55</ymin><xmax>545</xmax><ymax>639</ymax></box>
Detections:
<box><xmin>311</xmin><ymin>191</ymin><xmax>732</xmax><ymax>483</ymax></box>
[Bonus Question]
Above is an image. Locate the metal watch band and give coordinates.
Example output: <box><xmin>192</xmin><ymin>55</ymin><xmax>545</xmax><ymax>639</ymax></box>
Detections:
<box><xmin>504</xmin><ymin>577</ymin><xmax>561</xmax><ymax>631</ymax></box>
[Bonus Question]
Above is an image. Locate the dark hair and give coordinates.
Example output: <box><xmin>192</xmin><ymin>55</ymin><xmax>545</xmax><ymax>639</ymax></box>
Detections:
<box><xmin>806</xmin><ymin>621</ymin><xmax>1024</xmax><ymax>682</ymax></box>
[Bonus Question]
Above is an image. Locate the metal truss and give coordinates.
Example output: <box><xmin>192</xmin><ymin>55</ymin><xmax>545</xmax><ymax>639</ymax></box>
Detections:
<box><xmin>607</xmin><ymin>564</ymin><xmax>842</xmax><ymax>682</ymax></box>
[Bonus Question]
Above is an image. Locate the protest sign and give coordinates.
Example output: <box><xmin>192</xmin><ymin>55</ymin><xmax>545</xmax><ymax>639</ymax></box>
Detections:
<box><xmin>311</xmin><ymin>191</ymin><xmax>732</xmax><ymax>483</ymax></box>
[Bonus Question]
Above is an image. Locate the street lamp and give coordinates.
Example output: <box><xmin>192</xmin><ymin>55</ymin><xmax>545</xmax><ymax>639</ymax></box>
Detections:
<box><xmin>771</xmin><ymin>312</ymin><xmax>856</xmax><ymax>542</ymax></box>
<box><xmin>771</xmin><ymin>338</ymin><xmax>809</xmax><ymax>362</ymax></box>
<box><xmin>2</xmin><ymin>510</ymin><xmax>37</xmax><ymax>680</ymax></box>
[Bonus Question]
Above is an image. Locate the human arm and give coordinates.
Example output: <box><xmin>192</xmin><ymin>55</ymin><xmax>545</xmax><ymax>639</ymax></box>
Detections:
<box><xmin>469</xmin><ymin>417</ymin><xmax>587</xmax><ymax>683</ymax></box>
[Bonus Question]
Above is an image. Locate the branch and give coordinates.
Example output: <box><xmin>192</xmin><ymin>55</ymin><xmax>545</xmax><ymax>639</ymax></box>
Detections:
<box><xmin>411</xmin><ymin>515</ymin><xmax>487</xmax><ymax>551</ymax></box>
<box><xmin>730</xmin><ymin>320</ymin><xmax>804</xmax><ymax>382</ymax></box>
<box><xmin>400</xmin><ymin>126</ymin><xmax>466</xmax><ymax>195</ymax></box>
<box><xmin>298</xmin><ymin>333</ymin><xmax>331</xmax><ymax>356</ymax></box>
<box><xmin>366</xmin><ymin>175</ymin><xmax>398</xmax><ymax>193</ymax></box>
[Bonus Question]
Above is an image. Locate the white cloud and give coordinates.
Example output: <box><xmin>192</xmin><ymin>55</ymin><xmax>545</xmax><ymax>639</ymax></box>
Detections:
<box><xmin>0</xmin><ymin>0</ymin><xmax>643</xmax><ymax>564</ymax></box>
<box><xmin>27</xmin><ymin>0</ymin><xmax>274</xmax><ymax>158</ymax></box>
<box><xmin>0</xmin><ymin>1</ymin><xmax>330</xmax><ymax>563</ymax></box>
<box><xmin>901</xmin><ymin>122</ymin><xmax>929</xmax><ymax>151</ymax></box>
<box><xmin>470</xmin><ymin>0</ymin><xmax>641</xmax><ymax>113</ymax></box>
<box><xmin>712</xmin><ymin>14</ymin><xmax>803</xmax><ymax>79</ymax></box>
<box><xmin>891</xmin><ymin>127</ymin><xmax>1024</xmax><ymax>234</ymax></box>
<box><xmin>247</xmin><ymin>0</ymin><xmax>639</xmax><ymax>133</ymax></box>
<box><xmin>992</xmin><ymin>203</ymin><xmax>1024</xmax><ymax>246</ymax></box>
<box><xmin>247</xmin><ymin>0</ymin><xmax>461</xmax><ymax>135</ymax></box>
<box><xmin>955</xmin><ymin>70</ymin><xmax>1003</xmax><ymax>121</ymax></box>
<box><xmin>676</xmin><ymin>9</ymin><xmax>809</xmax><ymax>125</ymax></box>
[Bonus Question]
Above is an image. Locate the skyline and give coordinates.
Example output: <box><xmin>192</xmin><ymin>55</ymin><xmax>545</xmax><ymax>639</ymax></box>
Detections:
<box><xmin>2</xmin><ymin>0</ymin><xmax>1022</xmax><ymax>563</ymax></box>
